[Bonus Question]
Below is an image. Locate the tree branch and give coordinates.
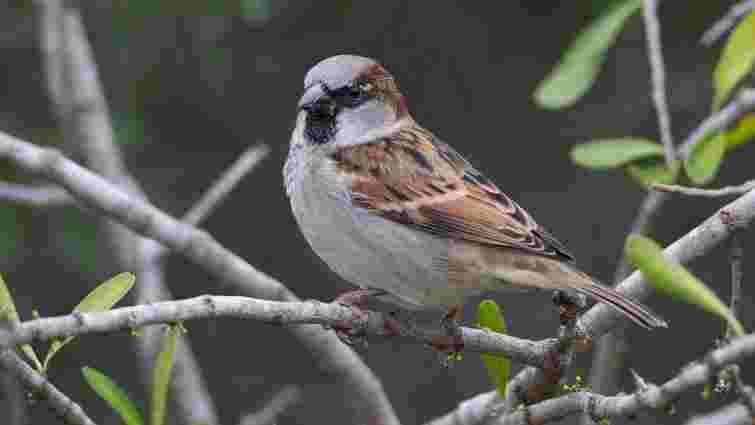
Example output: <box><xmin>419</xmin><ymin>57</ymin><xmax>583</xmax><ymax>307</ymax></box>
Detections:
<box><xmin>653</xmin><ymin>181</ymin><xmax>755</xmax><ymax>198</ymax></box>
<box><xmin>0</xmin><ymin>182</ymin><xmax>71</xmax><ymax>207</ymax></box>
<box><xmin>0</xmin><ymin>350</ymin><xmax>96</xmax><ymax>425</ymax></box>
<box><xmin>435</xmin><ymin>334</ymin><xmax>755</xmax><ymax>425</ymax></box>
<box><xmin>183</xmin><ymin>143</ymin><xmax>270</xmax><ymax>227</ymax></box>
<box><xmin>700</xmin><ymin>0</ymin><xmax>755</xmax><ymax>46</ymax></box>
<box><xmin>0</xmin><ymin>295</ymin><xmax>553</xmax><ymax>366</ymax></box>
<box><xmin>642</xmin><ymin>0</ymin><xmax>675</xmax><ymax>166</ymax></box>
<box><xmin>681</xmin><ymin>89</ymin><xmax>755</xmax><ymax>158</ymax></box>
<box><xmin>238</xmin><ymin>385</ymin><xmax>302</xmax><ymax>425</ymax></box>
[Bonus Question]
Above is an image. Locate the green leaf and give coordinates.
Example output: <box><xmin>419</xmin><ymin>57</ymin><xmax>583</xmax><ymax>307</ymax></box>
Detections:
<box><xmin>151</xmin><ymin>325</ymin><xmax>179</xmax><ymax>425</ymax></box>
<box><xmin>43</xmin><ymin>272</ymin><xmax>135</xmax><ymax>371</ymax></box>
<box><xmin>724</xmin><ymin>113</ymin><xmax>755</xmax><ymax>149</ymax></box>
<box><xmin>625</xmin><ymin>234</ymin><xmax>744</xmax><ymax>337</ymax></box>
<box><xmin>477</xmin><ymin>300</ymin><xmax>510</xmax><ymax>397</ymax></box>
<box><xmin>713</xmin><ymin>11</ymin><xmax>755</xmax><ymax>110</ymax></box>
<box><xmin>73</xmin><ymin>272</ymin><xmax>135</xmax><ymax>314</ymax></box>
<box><xmin>684</xmin><ymin>131</ymin><xmax>727</xmax><ymax>185</ymax></box>
<box><xmin>534</xmin><ymin>0</ymin><xmax>641</xmax><ymax>109</ymax></box>
<box><xmin>82</xmin><ymin>367</ymin><xmax>145</xmax><ymax>425</ymax></box>
<box><xmin>0</xmin><ymin>273</ymin><xmax>43</xmax><ymax>371</ymax></box>
<box><xmin>625</xmin><ymin>157</ymin><xmax>679</xmax><ymax>187</ymax></box>
<box><xmin>0</xmin><ymin>273</ymin><xmax>19</xmax><ymax>323</ymax></box>
<box><xmin>571</xmin><ymin>138</ymin><xmax>664</xmax><ymax>169</ymax></box>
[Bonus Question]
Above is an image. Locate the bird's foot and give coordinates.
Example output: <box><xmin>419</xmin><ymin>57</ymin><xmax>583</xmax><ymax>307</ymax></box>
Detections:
<box><xmin>330</xmin><ymin>288</ymin><xmax>388</xmax><ymax>347</ymax></box>
<box><xmin>430</xmin><ymin>305</ymin><xmax>465</xmax><ymax>366</ymax></box>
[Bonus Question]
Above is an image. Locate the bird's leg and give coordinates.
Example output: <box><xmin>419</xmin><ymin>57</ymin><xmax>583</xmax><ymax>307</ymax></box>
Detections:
<box><xmin>331</xmin><ymin>288</ymin><xmax>388</xmax><ymax>347</ymax></box>
<box><xmin>551</xmin><ymin>290</ymin><xmax>585</xmax><ymax>325</ymax></box>
<box><xmin>430</xmin><ymin>304</ymin><xmax>465</xmax><ymax>365</ymax></box>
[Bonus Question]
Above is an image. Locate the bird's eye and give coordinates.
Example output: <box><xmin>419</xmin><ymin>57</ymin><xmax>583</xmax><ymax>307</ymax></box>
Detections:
<box><xmin>330</xmin><ymin>81</ymin><xmax>371</xmax><ymax>108</ymax></box>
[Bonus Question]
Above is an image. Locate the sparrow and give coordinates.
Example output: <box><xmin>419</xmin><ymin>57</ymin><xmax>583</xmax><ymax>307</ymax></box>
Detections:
<box><xmin>284</xmin><ymin>55</ymin><xmax>667</xmax><ymax>336</ymax></box>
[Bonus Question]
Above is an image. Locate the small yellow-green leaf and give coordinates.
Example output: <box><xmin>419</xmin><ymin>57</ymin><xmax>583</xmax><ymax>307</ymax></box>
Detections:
<box><xmin>571</xmin><ymin>138</ymin><xmax>665</xmax><ymax>169</ymax></box>
<box><xmin>43</xmin><ymin>272</ymin><xmax>135</xmax><ymax>371</ymax></box>
<box><xmin>713</xmin><ymin>11</ymin><xmax>755</xmax><ymax>110</ymax></box>
<box><xmin>477</xmin><ymin>300</ymin><xmax>510</xmax><ymax>397</ymax></box>
<box><xmin>724</xmin><ymin>113</ymin><xmax>755</xmax><ymax>149</ymax></box>
<box><xmin>0</xmin><ymin>274</ymin><xmax>42</xmax><ymax>371</ymax></box>
<box><xmin>82</xmin><ymin>367</ymin><xmax>145</xmax><ymax>425</ymax></box>
<box><xmin>0</xmin><ymin>273</ymin><xmax>19</xmax><ymax>323</ymax></box>
<box><xmin>625</xmin><ymin>158</ymin><xmax>679</xmax><ymax>187</ymax></box>
<box><xmin>625</xmin><ymin>234</ymin><xmax>744</xmax><ymax>336</ymax></box>
<box><xmin>685</xmin><ymin>131</ymin><xmax>727</xmax><ymax>185</ymax></box>
<box><xmin>74</xmin><ymin>272</ymin><xmax>135</xmax><ymax>313</ymax></box>
<box><xmin>534</xmin><ymin>0</ymin><xmax>641</xmax><ymax>109</ymax></box>
<box><xmin>151</xmin><ymin>325</ymin><xmax>179</xmax><ymax>425</ymax></box>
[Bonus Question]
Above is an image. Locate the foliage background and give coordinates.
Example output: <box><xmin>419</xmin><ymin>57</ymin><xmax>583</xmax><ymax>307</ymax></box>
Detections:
<box><xmin>0</xmin><ymin>1</ymin><xmax>753</xmax><ymax>423</ymax></box>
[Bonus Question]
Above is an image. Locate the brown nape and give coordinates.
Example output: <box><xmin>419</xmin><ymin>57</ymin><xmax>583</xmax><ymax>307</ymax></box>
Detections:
<box><xmin>360</xmin><ymin>63</ymin><xmax>409</xmax><ymax>118</ymax></box>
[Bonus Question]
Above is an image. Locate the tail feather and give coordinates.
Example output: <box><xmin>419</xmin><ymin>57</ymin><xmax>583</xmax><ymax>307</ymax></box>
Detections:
<box><xmin>573</xmin><ymin>277</ymin><xmax>667</xmax><ymax>330</ymax></box>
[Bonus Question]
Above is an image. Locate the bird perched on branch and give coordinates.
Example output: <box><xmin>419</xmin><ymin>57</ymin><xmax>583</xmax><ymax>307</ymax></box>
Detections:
<box><xmin>284</xmin><ymin>55</ymin><xmax>666</xmax><ymax>344</ymax></box>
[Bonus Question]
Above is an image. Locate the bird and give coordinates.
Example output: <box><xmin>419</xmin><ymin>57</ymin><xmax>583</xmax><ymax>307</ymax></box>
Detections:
<box><xmin>283</xmin><ymin>54</ymin><xmax>667</xmax><ymax>342</ymax></box>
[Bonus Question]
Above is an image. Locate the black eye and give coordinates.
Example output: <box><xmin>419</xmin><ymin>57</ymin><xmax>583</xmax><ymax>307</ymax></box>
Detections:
<box><xmin>332</xmin><ymin>81</ymin><xmax>371</xmax><ymax>108</ymax></box>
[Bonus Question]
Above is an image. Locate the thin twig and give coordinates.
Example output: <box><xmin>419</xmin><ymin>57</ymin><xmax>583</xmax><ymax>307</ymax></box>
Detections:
<box><xmin>701</xmin><ymin>0</ymin><xmax>755</xmax><ymax>46</ymax></box>
<box><xmin>239</xmin><ymin>385</ymin><xmax>302</xmax><ymax>425</ymax></box>
<box><xmin>432</xmin><ymin>334</ymin><xmax>755</xmax><ymax>425</ymax></box>
<box><xmin>653</xmin><ymin>181</ymin><xmax>755</xmax><ymax>197</ymax></box>
<box><xmin>728</xmin><ymin>233</ymin><xmax>744</xmax><ymax>339</ymax></box>
<box><xmin>0</xmin><ymin>130</ymin><xmax>401</xmax><ymax>425</ymax></box>
<box><xmin>183</xmin><ymin>144</ymin><xmax>270</xmax><ymax>227</ymax></box>
<box><xmin>681</xmin><ymin>89</ymin><xmax>755</xmax><ymax>158</ymax></box>
<box><xmin>0</xmin><ymin>350</ymin><xmax>97</xmax><ymax>425</ymax></box>
<box><xmin>642</xmin><ymin>0</ymin><xmax>675</xmax><ymax>166</ymax></box>
<box><xmin>0</xmin><ymin>182</ymin><xmax>71</xmax><ymax>207</ymax></box>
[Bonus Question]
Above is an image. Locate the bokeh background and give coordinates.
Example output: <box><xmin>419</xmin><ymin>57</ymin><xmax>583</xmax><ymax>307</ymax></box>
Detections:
<box><xmin>0</xmin><ymin>1</ymin><xmax>753</xmax><ymax>424</ymax></box>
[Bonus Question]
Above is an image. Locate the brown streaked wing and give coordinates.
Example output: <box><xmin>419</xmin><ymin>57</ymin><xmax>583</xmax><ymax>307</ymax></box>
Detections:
<box><xmin>334</xmin><ymin>126</ymin><xmax>575</xmax><ymax>262</ymax></box>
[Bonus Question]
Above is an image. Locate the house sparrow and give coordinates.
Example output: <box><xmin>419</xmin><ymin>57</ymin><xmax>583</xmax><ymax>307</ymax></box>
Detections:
<box><xmin>284</xmin><ymin>55</ymin><xmax>667</xmax><ymax>337</ymax></box>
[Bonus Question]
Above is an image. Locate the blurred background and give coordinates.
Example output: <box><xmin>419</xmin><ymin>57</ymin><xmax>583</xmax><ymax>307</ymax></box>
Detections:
<box><xmin>0</xmin><ymin>1</ymin><xmax>753</xmax><ymax>424</ymax></box>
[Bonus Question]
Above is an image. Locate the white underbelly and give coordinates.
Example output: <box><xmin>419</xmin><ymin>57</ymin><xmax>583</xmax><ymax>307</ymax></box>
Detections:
<box><xmin>290</xmin><ymin>173</ymin><xmax>475</xmax><ymax>309</ymax></box>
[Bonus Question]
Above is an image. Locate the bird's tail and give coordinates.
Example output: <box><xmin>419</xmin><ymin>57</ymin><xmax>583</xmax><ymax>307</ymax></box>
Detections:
<box><xmin>569</xmin><ymin>270</ymin><xmax>667</xmax><ymax>330</ymax></box>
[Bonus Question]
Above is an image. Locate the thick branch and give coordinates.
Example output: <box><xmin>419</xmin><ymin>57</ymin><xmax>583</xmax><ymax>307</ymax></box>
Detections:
<box><xmin>0</xmin><ymin>295</ymin><xmax>552</xmax><ymax>366</ymax></box>
<box><xmin>0</xmin><ymin>350</ymin><xmax>96</xmax><ymax>425</ymax></box>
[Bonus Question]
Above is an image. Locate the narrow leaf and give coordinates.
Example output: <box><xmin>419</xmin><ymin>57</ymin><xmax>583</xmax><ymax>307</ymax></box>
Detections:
<box><xmin>82</xmin><ymin>367</ymin><xmax>145</xmax><ymax>425</ymax></box>
<box><xmin>0</xmin><ymin>273</ymin><xmax>19</xmax><ymax>323</ymax></box>
<box><xmin>477</xmin><ymin>300</ymin><xmax>510</xmax><ymax>396</ymax></box>
<box><xmin>571</xmin><ymin>138</ymin><xmax>664</xmax><ymax>169</ymax></box>
<box><xmin>151</xmin><ymin>325</ymin><xmax>179</xmax><ymax>425</ymax></box>
<box><xmin>0</xmin><ymin>274</ymin><xmax>42</xmax><ymax>370</ymax></box>
<box><xmin>724</xmin><ymin>113</ymin><xmax>755</xmax><ymax>149</ymax></box>
<box><xmin>684</xmin><ymin>131</ymin><xmax>727</xmax><ymax>185</ymax></box>
<box><xmin>625</xmin><ymin>234</ymin><xmax>744</xmax><ymax>336</ymax></box>
<box><xmin>43</xmin><ymin>272</ymin><xmax>135</xmax><ymax>371</ymax></box>
<box><xmin>73</xmin><ymin>272</ymin><xmax>135</xmax><ymax>313</ymax></box>
<box><xmin>713</xmin><ymin>11</ymin><xmax>755</xmax><ymax>110</ymax></box>
<box><xmin>625</xmin><ymin>158</ymin><xmax>679</xmax><ymax>187</ymax></box>
<box><xmin>534</xmin><ymin>0</ymin><xmax>641</xmax><ymax>109</ymax></box>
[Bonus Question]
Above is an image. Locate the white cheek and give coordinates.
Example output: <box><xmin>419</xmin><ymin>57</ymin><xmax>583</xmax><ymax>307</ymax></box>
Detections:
<box><xmin>332</xmin><ymin>101</ymin><xmax>396</xmax><ymax>147</ymax></box>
